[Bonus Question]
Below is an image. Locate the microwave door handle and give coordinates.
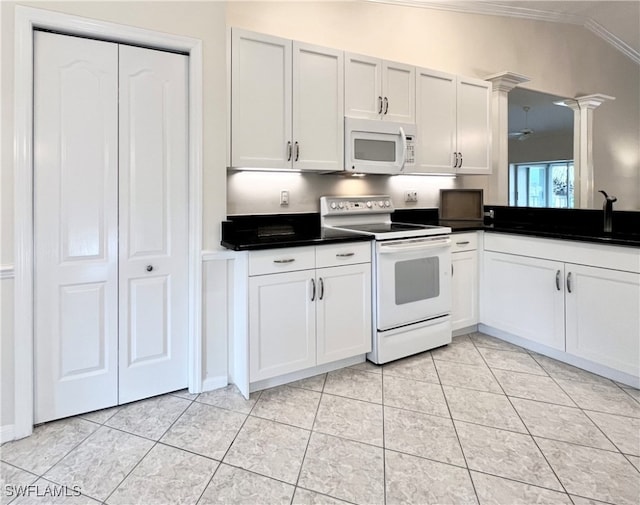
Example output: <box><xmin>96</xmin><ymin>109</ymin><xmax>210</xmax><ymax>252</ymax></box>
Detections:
<box><xmin>399</xmin><ymin>126</ymin><xmax>407</xmax><ymax>171</ymax></box>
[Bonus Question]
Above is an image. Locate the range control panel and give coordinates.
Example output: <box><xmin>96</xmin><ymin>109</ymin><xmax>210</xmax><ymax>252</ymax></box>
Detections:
<box><xmin>320</xmin><ymin>195</ymin><xmax>394</xmax><ymax>216</ymax></box>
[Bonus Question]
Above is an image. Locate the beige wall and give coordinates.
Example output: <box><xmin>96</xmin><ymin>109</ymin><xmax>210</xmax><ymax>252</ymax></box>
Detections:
<box><xmin>226</xmin><ymin>0</ymin><xmax>640</xmax><ymax>212</ymax></box>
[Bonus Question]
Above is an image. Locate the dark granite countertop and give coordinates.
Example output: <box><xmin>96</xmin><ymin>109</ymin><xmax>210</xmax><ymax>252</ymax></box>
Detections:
<box><xmin>221</xmin><ymin>213</ymin><xmax>371</xmax><ymax>251</ymax></box>
<box><xmin>221</xmin><ymin>207</ymin><xmax>640</xmax><ymax>251</ymax></box>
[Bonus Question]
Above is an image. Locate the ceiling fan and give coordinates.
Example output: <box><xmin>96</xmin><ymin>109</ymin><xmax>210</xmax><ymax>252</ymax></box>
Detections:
<box><xmin>509</xmin><ymin>105</ymin><xmax>534</xmax><ymax>141</ymax></box>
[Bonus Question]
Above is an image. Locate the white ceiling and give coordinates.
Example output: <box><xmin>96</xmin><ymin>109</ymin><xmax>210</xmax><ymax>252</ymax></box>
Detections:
<box><xmin>371</xmin><ymin>0</ymin><xmax>640</xmax><ymax>63</ymax></box>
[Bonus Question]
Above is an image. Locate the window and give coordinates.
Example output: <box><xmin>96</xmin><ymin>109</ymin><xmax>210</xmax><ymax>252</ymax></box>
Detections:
<box><xmin>509</xmin><ymin>161</ymin><xmax>574</xmax><ymax>208</ymax></box>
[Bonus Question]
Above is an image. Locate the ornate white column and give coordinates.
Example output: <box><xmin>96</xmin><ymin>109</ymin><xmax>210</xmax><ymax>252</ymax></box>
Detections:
<box><xmin>484</xmin><ymin>72</ymin><xmax>530</xmax><ymax>205</ymax></box>
<box><xmin>560</xmin><ymin>94</ymin><xmax>615</xmax><ymax>208</ymax></box>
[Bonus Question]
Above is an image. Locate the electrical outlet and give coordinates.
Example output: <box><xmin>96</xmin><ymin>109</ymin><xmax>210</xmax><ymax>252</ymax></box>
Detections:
<box><xmin>404</xmin><ymin>190</ymin><xmax>418</xmax><ymax>203</ymax></box>
<box><xmin>280</xmin><ymin>190</ymin><xmax>289</xmax><ymax>206</ymax></box>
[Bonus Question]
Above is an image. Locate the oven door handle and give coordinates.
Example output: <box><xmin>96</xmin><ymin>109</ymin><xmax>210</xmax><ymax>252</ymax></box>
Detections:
<box><xmin>379</xmin><ymin>237</ymin><xmax>451</xmax><ymax>253</ymax></box>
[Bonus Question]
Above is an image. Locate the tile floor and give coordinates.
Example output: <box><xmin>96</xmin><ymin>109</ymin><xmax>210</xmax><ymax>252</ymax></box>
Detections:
<box><xmin>1</xmin><ymin>332</ymin><xmax>639</xmax><ymax>505</ymax></box>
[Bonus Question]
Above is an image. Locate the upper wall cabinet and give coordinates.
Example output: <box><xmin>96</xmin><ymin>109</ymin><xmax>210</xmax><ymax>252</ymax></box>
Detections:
<box><xmin>345</xmin><ymin>53</ymin><xmax>415</xmax><ymax>123</ymax></box>
<box><xmin>414</xmin><ymin>67</ymin><xmax>491</xmax><ymax>174</ymax></box>
<box><xmin>231</xmin><ymin>29</ymin><xmax>344</xmax><ymax>171</ymax></box>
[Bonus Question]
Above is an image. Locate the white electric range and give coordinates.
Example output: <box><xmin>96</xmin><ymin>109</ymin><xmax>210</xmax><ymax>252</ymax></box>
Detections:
<box><xmin>320</xmin><ymin>196</ymin><xmax>452</xmax><ymax>364</ymax></box>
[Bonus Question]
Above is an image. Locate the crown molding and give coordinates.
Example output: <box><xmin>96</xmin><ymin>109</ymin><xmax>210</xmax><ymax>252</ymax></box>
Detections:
<box><xmin>365</xmin><ymin>0</ymin><xmax>639</xmax><ymax>65</ymax></box>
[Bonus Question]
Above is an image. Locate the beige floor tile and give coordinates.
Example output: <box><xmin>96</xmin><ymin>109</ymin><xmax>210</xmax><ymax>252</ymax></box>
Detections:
<box><xmin>470</xmin><ymin>471</ymin><xmax>573</xmax><ymax>504</ymax></box>
<box><xmin>79</xmin><ymin>406</ymin><xmax>121</xmax><ymax>425</ymax></box>
<box><xmin>469</xmin><ymin>333</ymin><xmax>527</xmax><ymax>353</ymax></box>
<box><xmin>625</xmin><ymin>454</ymin><xmax>640</xmax><ymax>471</ymax></box>
<box><xmin>323</xmin><ymin>368</ymin><xmax>382</xmax><ymax>404</ymax></box>
<box><xmin>493</xmin><ymin>369</ymin><xmax>576</xmax><ymax>406</ymax></box>
<box><xmin>382</xmin><ymin>351</ymin><xmax>439</xmax><ymax>383</ymax></box>
<box><xmin>105</xmin><ymin>395</ymin><xmax>190</xmax><ymax>440</ymax></box>
<box><xmin>196</xmin><ymin>385</ymin><xmax>260</xmax><ymax>414</ymax></box>
<box><xmin>224</xmin><ymin>417</ymin><xmax>309</xmax><ymax>484</ymax></box>
<box><xmin>199</xmin><ymin>464</ymin><xmax>294</xmax><ymax>505</ymax></box>
<box><xmin>584</xmin><ymin>410</ymin><xmax>640</xmax><ymax>456</ymax></box>
<box><xmin>530</xmin><ymin>354</ymin><xmax>616</xmax><ymax>385</ymax></box>
<box><xmin>555</xmin><ymin>379</ymin><xmax>640</xmax><ymax>418</ymax></box>
<box><xmin>569</xmin><ymin>496</ymin><xmax>612</xmax><ymax>505</ymax></box>
<box><xmin>298</xmin><ymin>433</ymin><xmax>384</xmax><ymax>505</ymax></box>
<box><xmin>621</xmin><ymin>386</ymin><xmax>640</xmax><ymax>404</ymax></box>
<box><xmin>289</xmin><ymin>374</ymin><xmax>327</xmax><ymax>392</ymax></box>
<box><xmin>348</xmin><ymin>360</ymin><xmax>382</xmax><ymax>375</ymax></box>
<box><xmin>251</xmin><ymin>385</ymin><xmax>321</xmax><ymax>429</ymax></box>
<box><xmin>383</xmin><ymin>406</ymin><xmax>465</xmax><ymax>466</ymax></box>
<box><xmin>383</xmin><ymin>375</ymin><xmax>449</xmax><ymax>417</ymax></box>
<box><xmin>444</xmin><ymin>386</ymin><xmax>527</xmax><ymax>433</ymax></box>
<box><xmin>385</xmin><ymin>450</ymin><xmax>478</xmax><ymax>504</ymax></box>
<box><xmin>431</xmin><ymin>338</ymin><xmax>486</xmax><ymax>366</ymax></box>
<box><xmin>291</xmin><ymin>488</ymin><xmax>351</xmax><ymax>504</ymax></box>
<box><xmin>456</xmin><ymin>421</ymin><xmax>563</xmax><ymax>491</ymax></box>
<box><xmin>511</xmin><ymin>398</ymin><xmax>617</xmax><ymax>451</ymax></box>
<box><xmin>106</xmin><ymin>444</ymin><xmax>217</xmax><ymax>504</ymax></box>
<box><xmin>0</xmin><ymin>463</ymin><xmax>38</xmax><ymax>505</ymax></box>
<box><xmin>43</xmin><ymin>426</ymin><xmax>153</xmax><ymax>501</ymax></box>
<box><xmin>478</xmin><ymin>347</ymin><xmax>548</xmax><ymax>375</ymax></box>
<box><xmin>537</xmin><ymin>437</ymin><xmax>640</xmax><ymax>505</ymax></box>
<box><xmin>314</xmin><ymin>394</ymin><xmax>383</xmax><ymax>446</ymax></box>
<box><xmin>169</xmin><ymin>389</ymin><xmax>199</xmax><ymax>401</ymax></box>
<box><xmin>161</xmin><ymin>402</ymin><xmax>246</xmax><ymax>460</ymax></box>
<box><xmin>0</xmin><ymin>418</ymin><xmax>98</xmax><ymax>475</ymax></box>
<box><xmin>435</xmin><ymin>360</ymin><xmax>502</xmax><ymax>393</ymax></box>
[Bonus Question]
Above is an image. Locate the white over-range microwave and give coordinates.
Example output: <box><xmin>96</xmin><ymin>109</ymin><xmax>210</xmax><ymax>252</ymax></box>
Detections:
<box><xmin>344</xmin><ymin>117</ymin><xmax>416</xmax><ymax>175</ymax></box>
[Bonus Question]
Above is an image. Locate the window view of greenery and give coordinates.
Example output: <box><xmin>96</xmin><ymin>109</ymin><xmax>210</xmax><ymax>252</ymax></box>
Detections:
<box><xmin>508</xmin><ymin>161</ymin><xmax>574</xmax><ymax>208</ymax></box>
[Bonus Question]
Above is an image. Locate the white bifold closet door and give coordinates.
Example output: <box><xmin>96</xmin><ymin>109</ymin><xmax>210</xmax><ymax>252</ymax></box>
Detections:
<box><xmin>34</xmin><ymin>31</ymin><xmax>188</xmax><ymax>424</ymax></box>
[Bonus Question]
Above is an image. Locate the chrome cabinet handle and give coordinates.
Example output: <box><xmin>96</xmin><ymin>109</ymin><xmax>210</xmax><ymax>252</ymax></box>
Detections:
<box><xmin>378</xmin><ymin>96</ymin><xmax>383</xmax><ymax>114</ymax></box>
<box><xmin>456</xmin><ymin>241</ymin><xmax>470</xmax><ymax>246</ymax></box>
<box><xmin>336</xmin><ymin>252</ymin><xmax>355</xmax><ymax>258</ymax></box>
<box><xmin>146</xmin><ymin>265</ymin><xmax>154</xmax><ymax>272</ymax></box>
<box><xmin>273</xmin><ymin>258</ymin><xmax>295</xmax><ymax>264</ymax></box>
<box><xmin>286</xmin><ymin>141</ymin><xmax>292</xmax><ymax>161</ymax></box>
<box><xmin>319</xmin><ymin>277</ymin><xmax>324</xmax><ymax>300</ymax></box>
<box><xmin>567</xmin><ymin>272</ymin><xmax>573</xmax><ymax>293</ymax></box>
<box><xmin>294</xmin><ymin>141</ymin><xmax>300</xmax><ymax>161</ymax></box>
<box><xmin>383</xmin><ymin>96</ymin><xmax>389</xmax><ymax>115</ymax></box>
<box><xmin>555</xmin><ymin>270</ymin><xmax>561</xmax><ymax>291</ymax></box>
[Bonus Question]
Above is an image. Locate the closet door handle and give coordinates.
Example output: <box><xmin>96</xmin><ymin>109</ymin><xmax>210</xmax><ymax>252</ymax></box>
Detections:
<box><xmin>310</xmin><ymin>278</ymin><xmax>316</xmax><ymax>301</ymax></box>
<box><xmin>319</xmin><ymin>277</ymin><xmax>325</xmax><ymax>300</ymax></box>
<box><xmin>555</xmin><ymin>270</ymin><xmax>561</xmax><ymax>291</ymax></box>
<box><xmin>566</xmin><ymin>272</ymin><xmax>573</xmax><ymax>293</ymax></box>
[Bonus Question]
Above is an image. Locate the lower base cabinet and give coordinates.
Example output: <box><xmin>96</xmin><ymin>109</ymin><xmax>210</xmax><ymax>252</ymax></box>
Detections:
<box><xmin>248</xmin><ymin>243</ymin><xmax>372</xmax><ymax>383</ymax></box>
<box><xmin>451</xmin><ymin>233</ymin><xmax>479</xmax><ymax>331</ymax></box>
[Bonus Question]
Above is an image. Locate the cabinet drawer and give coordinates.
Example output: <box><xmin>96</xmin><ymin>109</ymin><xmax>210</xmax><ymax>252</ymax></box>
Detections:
<box><xmin>249</xmin><ymin>246</ymin><xmax>315</xmax><ymax>276</ymax></box>
<box><xmin>316</xmin><ymin>242</ymin><xmax>371</xmax><ymax>268</ymax></box>
<box><xmin>451</xmin><ymin>232</ymin><xmax>478</xmax><ymax>252</ymax></box>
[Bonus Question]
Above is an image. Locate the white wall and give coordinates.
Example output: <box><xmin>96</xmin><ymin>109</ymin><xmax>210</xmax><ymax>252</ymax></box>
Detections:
<box><xmin>226</xmin><ymin>1</ymin><xmax>640</xmax><ymax>212</ymax></box>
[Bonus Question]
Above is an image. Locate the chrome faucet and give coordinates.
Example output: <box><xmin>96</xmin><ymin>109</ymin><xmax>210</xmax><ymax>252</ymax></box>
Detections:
<box><xmin>599</xmin><ymin>190</ymin><xmax>617</xmax><ymax>234</ymax></box>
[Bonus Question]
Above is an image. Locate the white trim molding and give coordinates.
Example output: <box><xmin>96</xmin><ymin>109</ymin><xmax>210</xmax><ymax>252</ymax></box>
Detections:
<box><xmin>13</xmin><ymin>5</ymin><xmax>204</xmax><ymax>440</ymax></box>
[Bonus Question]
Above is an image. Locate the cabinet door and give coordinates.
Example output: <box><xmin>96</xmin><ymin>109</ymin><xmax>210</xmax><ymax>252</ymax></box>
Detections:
<box><xmin>414</xmin><ymin>67</ymin><xmax>456</xmax><ymax>173</ymax></box>
<box><xmin>451</xmin><ymin>250</ymin><xmax>478</xmax><ymax>331</ymax></box>
<box><xmin>482</xmin><ymin>252</ymin><xmax>565</xmax><ymax>351</ymax></box>
<box><xmin>293</xmin><ymin>42</ymin><xmax>344</xmax><ymax>171</ymax></box>
<box><xmin>565</xmin><ymin>264</ymin><xmax>640</xmax><ymax>376</ymax></box>
<box><xmin>249</xmin><ymin>270</ymin><xmax>316</xmax><ymax>381</ymax></box>
<box><xmin>316</xmin><ymin>264</ymin><xmax>372</xmax><ymax>365</ymax></box>
<box><xmin>344</xmin><ymin>52</ymin><xmax>382</xmax><ymax>120</ymax></box>
<box><xmin>231</xmin><ymin>29</ymin><xmax>292</xmax><ymax>169</ymax></box>
<box><xmin>382</xmin><ymin>61</ymin><xmax>415</xmax><ymax>123</ymax></box>
<box><xmin>456</xmin><ymin>77</ymin><xmax>491</xmax><ymax>174</ymax></box>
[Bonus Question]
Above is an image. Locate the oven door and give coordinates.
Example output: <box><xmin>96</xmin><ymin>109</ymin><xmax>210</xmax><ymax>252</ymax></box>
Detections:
<box><xmin>376</xmin><ymin>236</ymin><xmax>451</xmax><ymax>331</ymax></box>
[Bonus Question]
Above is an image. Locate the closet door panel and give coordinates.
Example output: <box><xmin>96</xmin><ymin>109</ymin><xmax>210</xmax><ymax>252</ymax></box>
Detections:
<box><xmin>34</xmin><ymin>31</ymin><xmax>119</xmax><ymax>423</ymax></box>
<box><xmin>118</xmin><ymin>45</ymin><xmax>189</xmax><ymax>403</ymax></box>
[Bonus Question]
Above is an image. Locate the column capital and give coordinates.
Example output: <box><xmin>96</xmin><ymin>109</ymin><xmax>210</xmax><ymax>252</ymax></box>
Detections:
<box><xmin>484</xmin><ymin>71</ymin><xmax>530</xmax><ymax>93</ymax></box>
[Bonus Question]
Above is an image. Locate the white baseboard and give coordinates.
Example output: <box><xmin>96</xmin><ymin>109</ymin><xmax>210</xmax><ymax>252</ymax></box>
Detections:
<box><xmin>201</xmin><ymin>376</ymin><xmax>228</xmax><ymax>393</ymax></box>
<box><xmin>1</xmin><ymin>424</ymin><xmax>15</xmax><ymax>444</ymax></box>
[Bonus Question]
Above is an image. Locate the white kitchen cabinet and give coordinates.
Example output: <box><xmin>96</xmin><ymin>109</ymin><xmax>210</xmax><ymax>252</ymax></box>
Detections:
<box><xmin>231</xmin><ymin>29</ymin><xmax>344</xmax><ymax>171</ymax></box>
<box><xmin>482</xmin><ymin>251</ymin><xmax>566</xmax><ymax>350</ymax></box>
<box><xmin>451</xmin><ymin>233</ymin><xmax>479</xmax><ymax>332</ymax></box>
<box><xmin>565</xmin><ymin>264</ymin><xmax>640</xmax><ymax>377</ymax></box>
<box><xmin>414</xmin><ymin>68</ymin><xmax>491</xmax><ymax>174</ymax></box>
<box><xmin>247</xmin><ymin>243</ymin><xmax>372</xmax><ymax>383</ymax></box>
<box><xmin>345</xmin><ymin>52</ymin><xmax>415</xmax><ymax>123</ymax></box>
